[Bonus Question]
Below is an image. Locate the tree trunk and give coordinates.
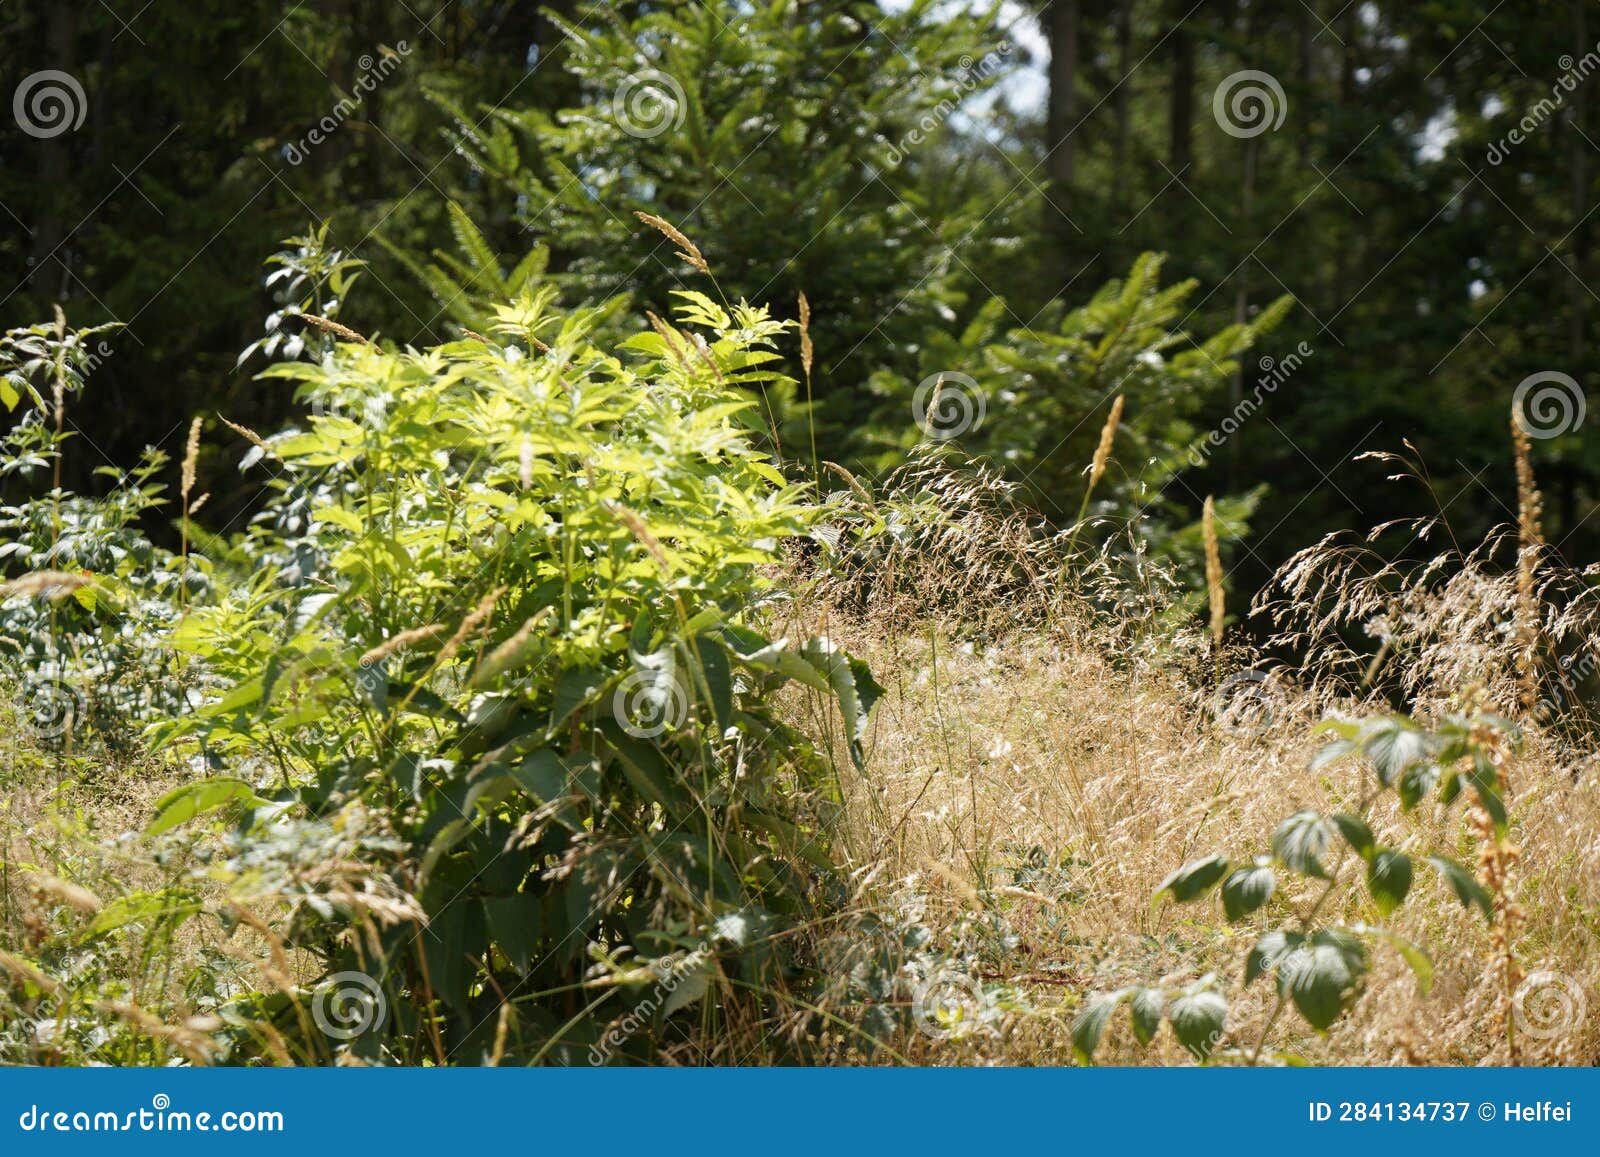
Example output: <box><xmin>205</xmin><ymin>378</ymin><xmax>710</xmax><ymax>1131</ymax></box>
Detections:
<box><xmin>1114</xmin><ymin>0</ymin><xmax>1133</xmax><ymax>202</ymax></box>
<box><xmin>28</xmin><ymin>2</ymin><xmax>79</xmax><ymax>299</ymax></box>
<box><xmin>1169</xmin><ymin>0</ymin><xmax>1195</xmax><ymax>174</ymax></box>
<box><xmin>1569</xmin><ymin>0</ymin><xmax>1588</xmax><ymax>367</ymax></box>
<box><xmin>1045</xmin><ymin>0</ymin><xmax>1080</xmax><ymax>251</ymax></box>
<box><xmin>1297</xmin><ymin>0</ymin><xmax>1315</xmax><ymax>166</ymax></box>
<box><xmin>1333</xmin><ymin>2</ymin><xmax>1358</xmax><ymax>305</ymax></box>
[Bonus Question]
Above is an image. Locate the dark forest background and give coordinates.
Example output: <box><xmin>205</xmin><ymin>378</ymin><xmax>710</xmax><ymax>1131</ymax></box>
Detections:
<box><xmin>4</xmin><ymin>0</ymin><xmax>1598</xmax><ymax>607</ymax></box>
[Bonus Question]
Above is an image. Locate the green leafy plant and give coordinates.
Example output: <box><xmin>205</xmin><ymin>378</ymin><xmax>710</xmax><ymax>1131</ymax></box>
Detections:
<box><xmin>0</xmin><ymin>315</ymin><xmax>204</xmax><ymax>751</ymax></box>
<box><xmin>1073</xmin><ymin>712</ymin><xmax>1512</xmax><ymax>1065</ymax></box>
<box><xmin>140</xmin><ymin>269</ymin><xmax>881</xmax><ymax>1063</ymax></box>
<box><xmin>238</xmin><ymin>223</ymin><xmax>367</xmax><ymax>369</ymax></box>
<box><xmin>428</xmin><ymin>0</ymin><xmax>1014</xmax><ymax>461</ymax></box>
<box><xmin>869</xmin><ymin>254</ymin><xmax>1288</xmax><ymax>571</ymax></box>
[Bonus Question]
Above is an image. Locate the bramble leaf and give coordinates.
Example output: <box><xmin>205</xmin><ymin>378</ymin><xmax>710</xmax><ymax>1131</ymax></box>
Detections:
<box><xmin>1156</xmin><ymin>854</ymin><xmax>1230</xmax><ymax>903</ymax></box>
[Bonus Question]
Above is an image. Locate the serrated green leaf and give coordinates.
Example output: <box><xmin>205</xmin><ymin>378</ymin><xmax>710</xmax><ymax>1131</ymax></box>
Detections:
<box><xmin>1427</xmin><ymin>855</ymin><xmax>1493</xmax><ymax>921</ymax></box>
<box><xmin>147</xmin><ymin>778</ymin><xmax>261</xmax><ymax>836</ymax></box>
<box><xmin>1272</xmin><ymin>811</ymin><xmax>1330</xmax><ymax>878</ymax></box>
<box><xmin>1367</xmin><ymin>850</ymin><xmax>1412</xmax><ymax>916</ymax></box>
<box><xmin>1309</xmin><ymin>738</ymin><xmax>1357</xmax><ymax>773</ymax></box>
<box><xmin>1221</xmin><ymin>864</ymin><xmax>1275</xmax><ymax>921</ymax></box>
<box><xmin>1168</xmin><ymin>988</ymin><xmax>1227</xmax><ymax>1061</ymax></box>
<box><xmin>1130</xmin><ymin>987</ymin><xmax>1165</xmax><ymax>1046</ymax></box>
<box><xmin>1362</xmin><ymin>720</ymin><xmax>1431</xmax><ymax>786</ymax></box>
<box><xmin>1398</xmin><ymin>762</ymin><xmax>1440</xmax><ymax>810</ymax></box>
<box><xmin>1330</xmin><ymin>813</ymin><xmax>1374</xmax><ymax>859</ymax></box>
<box><xmin>1071</xmin><ymin>988</ymin><xmax>1133</xmax><ymax>1064</ymax></box>
<box><xmin>1284</xmin><ymin>930</ymin><xmax>1368</xmax><ymax>1031</ymax></box>
<box><xmin>1156</xmin><ymin>854</ymin><xmax>1230</xmax><ymax>903</ymax></box>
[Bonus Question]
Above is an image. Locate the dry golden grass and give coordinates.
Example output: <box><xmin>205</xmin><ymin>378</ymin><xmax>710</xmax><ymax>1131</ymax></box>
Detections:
<box><xmin>803</xmin><ymin>614</ymin><xmax>1600</xmax><ymax>1065</ymax></box>
<box><xmin>0</xmin><ymin>708</ymin><xmax>328</xmax><ymax>1066</ymax></box>
<box><xmin>784</xmin><ymin>449</ymin><xmax>1600</xmax><ymax>1067</ymax></box>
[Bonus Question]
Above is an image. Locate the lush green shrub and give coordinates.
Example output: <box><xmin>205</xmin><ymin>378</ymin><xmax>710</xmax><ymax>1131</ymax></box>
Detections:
<box><xmin>866</xmin><ymin>254</ymin><xmax>1290</xmax><ymax>571</ymax></box>
<box><xmin>144</xmin><ymin>283</ymin><xmax>879</xmax><ymax>1063</ymax></box>
<box><xmin>1</xmin><ymin>317</ymin><xmax>207</xmax><ymax>753</ymax></box>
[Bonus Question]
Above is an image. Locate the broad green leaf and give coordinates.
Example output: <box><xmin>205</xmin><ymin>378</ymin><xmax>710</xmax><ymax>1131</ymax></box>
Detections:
<box><xmin>1362</xmin><ymin>720</ymin><xmax>1430</xmax><ymax>786</ymax></box>
<box><xmin>1168</xmin><ymin>987</ymin><xmax>1227</xmax><ymax>1061</ymax></box>
<box><xmin>1130</xmin><ymin>987</ymin><xmax>1165</xmax><ymax>1047</ymax></box>
<box><xmin>147</xmin><ymin>778</ymin><xmax>261</xmax><ymax>835</ymax></box>
<box><xmin>484</xmin><ymin>894</ymin><xmax>542</xmax><ymax>974</ymax></box>
<box><xmin>421</xmin><ymin>899</ymin><xmax>483</xmax><ymax>1011</ymax></box>
<box><xmin>1367</xmin><ymin>851</ymin><xmax>1412</xmax><ymax>916</ymax></box>
<box><xmin>1398</xmin><ymin>762</ymin><xmax>1440</xmax><ymax>810</ymax></box>
<box><xmin>1330</xmin><ymin>813</ymin><xmax>1374</xmax><ymax>859</ymax></box>
<box><xmin>1071</xmin><ymin>988</ymin><xmax>1133</xmax><ymax>1064</ymax></box>
<box><xmin>661</xmin><ymin>956</ymin><xmax>716</xmax><ymax>1016</ymax></box>
<box><xmin>1284</xmin><ymin>930</ymin><xmax>1368</xmax><ymax>1031</ymax></box>
<box><xmin>1221</xmin><ymin>863</ymin><xmax>1275</xmax><ymax>921</ymax></box>
<box><xmin>508</xmin><ymin>749</ymin><xmax>565</xmax><ymax>802</ymax></box>
<box><xmin>86</xmin><ymin>889</ymin><xmax>202</xmax><ymax>937</ymax></box>
<box><xmin>1272</xmin><ymin>811</ymin><xmax>1330</xmax><ymax>878</ymax></box>
<box><xmin>312</xmin><ymin>505</ymin><xmax>365</xmax><ymax>535</ymax></box>
<box><xmin>1156</xmin><ymin>854</ymin><xmax>1230</xmax><ymax>903</ymax></box>
<box><xmin>1309</xmin><ymin>738</ymin><xmax>1357</xmax><ymax>773</ymax></box>
<box><xmin>550</xmin><ymin>666</ymin><xmax>606</xmax><ymax>730</ymax></box>
<box><xmin>419</xmin><ymin>817</ymin><xmax>473</xmax><ymax>884</ymax></box>
<box><xmin>798</xmin><ymin>637</ymin><xmax>883</xmax><ymax>768</ymax></box>
<box><xmin>1246</xmin><ymin>930</ymin><xmax>1302</xmax><ymax>986</ymax></box>
<box><xmin>691</xmin><ymin>634</ymin><xmax>734</xmax><ymax>730</ymax></box>
<box><xmin>1466</xmin><ymin>755</ymin><xmax>1507</xmax><ymax>830</ymax></box>
<box><xmin>1427</xmin><ymin>855</ymin><xmax>1493</xmax><ymax>921</ymax></box>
